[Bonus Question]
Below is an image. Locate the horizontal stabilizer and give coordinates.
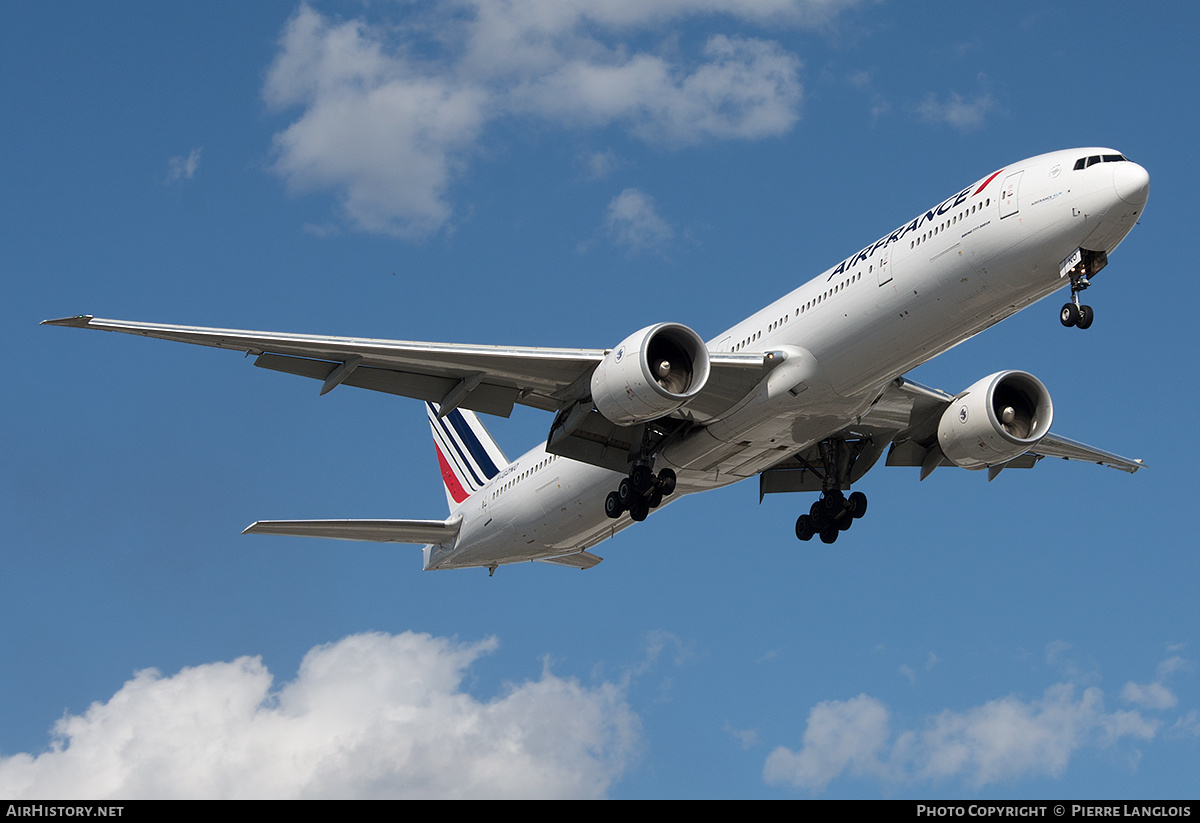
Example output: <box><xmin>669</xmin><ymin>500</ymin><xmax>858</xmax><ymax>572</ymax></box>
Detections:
<box><xmin>243</xmin><ymin>516</ymin><xmax>462</xmax><ymax>544</ymax></box>
<box><xmin>535</xmin><ymin>550</ymin><xmax>603</xmax><ymax>570</ymax></box>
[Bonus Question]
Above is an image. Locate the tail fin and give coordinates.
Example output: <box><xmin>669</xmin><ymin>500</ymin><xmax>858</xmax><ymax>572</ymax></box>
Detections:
<box><xmin>426</xmin><ymin>402</ymin><xmax>510</xmax><ymax>511</ymax></box>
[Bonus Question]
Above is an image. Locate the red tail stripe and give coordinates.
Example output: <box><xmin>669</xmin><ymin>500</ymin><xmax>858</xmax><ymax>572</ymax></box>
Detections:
<box><xmin>435</xmin><ymin>442</ymin><xmax>470</xmax><ymax>504</ymax></box>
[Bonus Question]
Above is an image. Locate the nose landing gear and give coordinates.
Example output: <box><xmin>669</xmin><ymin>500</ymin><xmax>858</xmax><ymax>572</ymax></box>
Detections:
<box><xmin>1059</xmin><ymin>248</ymin><xmax>1107</xmax><ymax>330</ymax></box>
<box><xmin>1060</xmin><ymin>293</ymin><xmax>1095</xmax><ymax>330</ymax></box>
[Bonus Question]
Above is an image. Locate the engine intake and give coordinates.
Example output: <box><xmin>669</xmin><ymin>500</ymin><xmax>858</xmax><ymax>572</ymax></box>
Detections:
<box><xmin>937</xmin><ymin>371</ymin><xmax>1053</xmax><ymax>470</ymax></box>
<box><xmin>591</xmin><ymin>323</ymin><xmax>710</xmax><ymax>425</ymax></box>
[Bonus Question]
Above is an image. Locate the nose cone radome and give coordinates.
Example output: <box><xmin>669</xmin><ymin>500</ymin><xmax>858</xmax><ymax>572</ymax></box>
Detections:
<box><xmin>1114</xmin><ymin>161</ymin><xmax>1150</xmax><ymax>207</ymax></box>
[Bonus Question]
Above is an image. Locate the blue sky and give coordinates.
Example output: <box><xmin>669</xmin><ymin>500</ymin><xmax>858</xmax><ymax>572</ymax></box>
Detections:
<box><xmin>2</xmin><ymin>1</ymin><xmax>1198</xmax><ymax>799</ymax></box>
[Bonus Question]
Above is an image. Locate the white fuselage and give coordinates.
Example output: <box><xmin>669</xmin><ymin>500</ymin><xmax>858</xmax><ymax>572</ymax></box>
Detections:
<box><xmin>425</xmin><ymin>148</ymin><xmax>1149</xmax><ymax>571</ymax></box>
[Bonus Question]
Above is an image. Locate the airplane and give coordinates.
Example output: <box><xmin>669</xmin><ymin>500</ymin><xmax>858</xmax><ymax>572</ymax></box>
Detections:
<box><xmin>43</xmin><ymin>147</ymin><xmax>1150</xmax><ymax>575</ymax></box>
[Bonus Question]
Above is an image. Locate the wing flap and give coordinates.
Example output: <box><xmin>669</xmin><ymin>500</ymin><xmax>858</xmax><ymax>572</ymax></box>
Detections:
<box><xmin>254</xmin><ymin>353</ymin><xmax>525</xmax><ymax>416</ymax></box>
<box><xmin>243</xmin><ymin>517</ymin><xmax>462</xmax><ymax>544</ymax></box>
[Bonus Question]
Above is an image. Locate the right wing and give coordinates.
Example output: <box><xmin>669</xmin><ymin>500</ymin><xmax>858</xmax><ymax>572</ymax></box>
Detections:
<box><xmin>1029</xmin><ymin>433</ymin><xmax>1146</xmax><ymax>473</ymax></box>
<box><xmin>875</xmin><ymin>377</ymin><xmax>1144</xmax><ymax>474</ymax></box>
<box><xmin>758</xmin><ymin>375</ymin><xmax>1143</xmax><ymax>496</ymax></box>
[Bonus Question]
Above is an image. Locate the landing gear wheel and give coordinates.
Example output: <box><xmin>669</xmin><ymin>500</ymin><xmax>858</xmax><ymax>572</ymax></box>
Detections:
<box><xmin>810</xmin><ymin>499</ymin><xmax>830</xmax><ymax>529</ymax></box>
<box><xmin>1060</xmin><ymin>303</ymin><xmax>1080</xmax><ymax>327</ymax></box>
<box><xmin>629</xmin><ymin>500</ymin><xmax>650</xmax><ymax>522</ymax></box>
<box><xmin>630</xmin><ymin>464</ymin><xmax>653</xmax><ymax>492</ymax></box>
<box><xmin>795</xmin><ymin>514</ymin><xmax>815</xmax><ymax>541</ymax></box>
<box><xmin>647</xmin><ymin>489</ymin><xmax>663</xmax><ymax>509</ymax></box>
<box><xmin>819</xmin><ymin>525</ymin><xmax>839</xmax><ymax>544</ymax></box>
<box><xmin>837</xmin><ymin>512</ymin><xmax>853</xmax><ymax>531</ymax></box>
<box><xmin>822</xmin><ymin>489</ymin><xmax>845</xmax><ymax>515</ymax></box>
<box><xmin>604</xmin><ymin>491</ymin><xmax>623</xmax><ymax>519</ymax></box>
<box><xmin>617</xmin><ymin>477</ymin><xmax>635</xmax><ymax>507</ymax></box>
<box><xmin>1076</xmin><ymin>304</ymin><xmax>1094</xmax><ymax>329</ymax></box>
<box><xmin>847</xmin><ymin>491</ymin><xmax>868</xmax><ymax>519</ymax></box>
<box><xmin>656</xmin><ymin>468</ymin><xmax>677</xmax><ymax>496</ymax></box>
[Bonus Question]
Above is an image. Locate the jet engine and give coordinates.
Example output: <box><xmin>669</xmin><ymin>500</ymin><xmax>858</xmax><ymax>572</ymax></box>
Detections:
<box><xmin>937</xmin><ymin>371</ymin><xmax>1053</xmax><ymax>470</ymax></box>
<box><xmin>591</xmin><ymin>323</ymin><xmax>711</xmax><ymax>425</ymax></box>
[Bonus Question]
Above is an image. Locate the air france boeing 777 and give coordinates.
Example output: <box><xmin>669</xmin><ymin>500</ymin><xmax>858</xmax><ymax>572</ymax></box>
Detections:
<box><xmin>44</xmin><ymin>147</ymin><xmax>1150</xmax><ymax>574</ymax></box>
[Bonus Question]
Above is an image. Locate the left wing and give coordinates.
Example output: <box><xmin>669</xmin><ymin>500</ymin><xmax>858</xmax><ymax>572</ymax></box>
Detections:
<box><xmin>42</xmin><ymin>315</ymin><xmax>768</xmax><ymax>424</ymax></box>
<box><xmin>43</xmin><ymin>314</ymin><xmax>603</xmax><ymax>417</ymax></box>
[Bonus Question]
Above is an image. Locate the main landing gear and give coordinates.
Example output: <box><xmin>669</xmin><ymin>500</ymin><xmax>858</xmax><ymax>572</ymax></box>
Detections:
<box><xmin>794</xmin><ymin>490</ymin><xmax>868</xmax><ymax>544</ymax></box>
<box><xmin>605</xmin><ymin>466</ymin><xmax>677</xmax><ymax>523</ymax></box>
<box><xmin>788</xmin><ymin>437</ymin><xmax>875</xmax><ymax>544</ymax></box>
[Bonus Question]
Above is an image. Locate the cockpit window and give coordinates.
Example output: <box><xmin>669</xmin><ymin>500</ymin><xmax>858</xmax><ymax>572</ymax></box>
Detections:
<box><xmin>1074</xmin><ymin>154</ymin><xmax>1129</xmax><ymax>170</ymax></box>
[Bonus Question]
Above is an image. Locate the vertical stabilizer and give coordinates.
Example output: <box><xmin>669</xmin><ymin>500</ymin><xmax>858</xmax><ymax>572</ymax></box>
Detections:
<box><xmin>426</xmin><ymin>402</ymin><xmax>509</xmax><ymax>511</ymax></box>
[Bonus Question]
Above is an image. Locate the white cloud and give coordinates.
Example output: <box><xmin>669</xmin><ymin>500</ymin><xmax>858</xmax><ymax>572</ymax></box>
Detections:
<box><xmin>263</xmin><ymin>2</ymin><xmax>845</xmax><ymax>237</ymax></box>
<box><xmin>1121</xmin><ymin>653</ymin><xmax>1190</xmax><ymax>710</ymax></box>
<box><xmin>507</xmin><ymin>34</ymin><xmax>802</xmax><ymax>144</ymax></box>
<box><xmin>764</xmin><ymin>694</ymin><xmax>891</xmax><ymax>790</ymax></box>
<box><xmin>604</xmin><ymin>188</ymin><xmax>674</xmax><ymax>253</ymax></box>
<box><xmin>765</xmin><ymin>683</ymin><xmax>1159</xmax><ymax>793</ymax></box>
<box><xmin>1169</xmin><ymin>710</ymin><xmax>1200</xmax><ymax>738</ymax></box>
<box><xmin>0</xmin><ymin>632</ymin><xmax>639</xmax><ymax>799</ymax></box>
<box><xmin>1121</xmin><ymin>681</ymin><xmax>1178</xmax><ymax>711</ymax></box>
<box><xmin>167</xmin><ymin>148</ymin><xmax>202</xmax><ymax>182</ymax></box>
<box><xmin>264</xmin><ymin>7</ymin><xmax>488</xmax><ymax>238</ymax></box>
<box><xmin>1156</xmin><ymin>655</ymin><xmax>1189</xmax><ymax>679</ymax></box>
<box><xmin>580</xmin><ymin>149</ymin><xmax>626</xmax><ymax>180</ymax></box>
<box><xmin>916</xmin><ymin>91</ymin><xmax>996</xmax><ymax>131</ymax></box>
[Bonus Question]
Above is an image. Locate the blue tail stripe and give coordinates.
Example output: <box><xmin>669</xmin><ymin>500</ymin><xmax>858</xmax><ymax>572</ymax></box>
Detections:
<box><xmin>445</xmin><ymin>408</ymin><xmax>501</xmax><ymax>479</ymax></box>
<box><xmin>430</xmin><ymin>415</ymin><xmax>482</xmax><ymax>492</ymax></box>
<box><xmin>430</xmin><ymin>405</ymin><xmax>487</xmax><ymax>488</ymax></box>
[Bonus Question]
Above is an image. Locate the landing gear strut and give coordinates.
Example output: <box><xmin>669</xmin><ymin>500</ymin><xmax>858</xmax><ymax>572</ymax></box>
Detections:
<box><xmin>1059</xmin><ymin>248</ymin><xmax>1107</xmax><ymax>330</ymax></box>
<box><xmin>605</xmin><ymin>466</ymin><xmax>676</xmax><ymax>522</ymax></box>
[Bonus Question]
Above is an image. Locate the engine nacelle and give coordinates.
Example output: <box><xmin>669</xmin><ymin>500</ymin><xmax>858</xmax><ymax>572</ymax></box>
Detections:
<box><xmin>591</xmin><ymin>323</ymin><xmax>711</xmax><ymax>425</ymax></box>
<box><xmin>937</xmin><ymin>371</ymin><xmax>1053</xmax><ymax>470</ymax></box>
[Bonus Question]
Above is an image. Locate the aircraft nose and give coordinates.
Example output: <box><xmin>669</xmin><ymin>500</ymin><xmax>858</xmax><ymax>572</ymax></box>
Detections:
<box><xmin>1114</xmin><ymin>161</ymin><xmax>1150</xmax><ymax>206</ymax></box>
